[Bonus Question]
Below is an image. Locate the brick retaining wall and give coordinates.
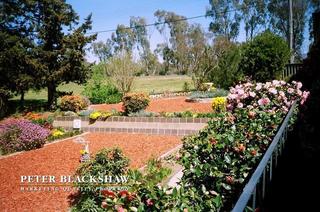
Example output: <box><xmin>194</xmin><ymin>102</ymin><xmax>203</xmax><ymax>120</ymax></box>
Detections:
<box><xmin>54</xmin><ymin>116</ymin><xmax>209</xmax><ymax>136</ymax></box>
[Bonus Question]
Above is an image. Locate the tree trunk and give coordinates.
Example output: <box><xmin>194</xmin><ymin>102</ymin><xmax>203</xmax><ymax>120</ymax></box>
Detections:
<box><xmin>20</xmin><ymin>91</ymin><xmax>25</xmax><ymax>108</ymax></box>
<box><xmin>47</xmin><ymin>82</ymin><xmax>57</xmax><ymax>110</ymax></box>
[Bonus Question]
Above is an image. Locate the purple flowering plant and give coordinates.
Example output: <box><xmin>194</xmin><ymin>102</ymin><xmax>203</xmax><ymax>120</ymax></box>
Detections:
<box><xmin>0</xmin><ymin>118</ymin><xmax>50</xmax><ymax>154</ymax></box>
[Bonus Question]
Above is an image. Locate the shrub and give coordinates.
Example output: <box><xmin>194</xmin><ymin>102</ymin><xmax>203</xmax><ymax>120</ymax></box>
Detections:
<box><xmin>240</xmin><ymin>30</ymin><xmax>290</xmax><ymax>82</ymax></box>
<box><xmin>0</xmin><ymin>118</ymin><xmax>50</xmax><ymax>154</ymax></box>
<box><xmin>122</xmin><ymin>93</ymin><xmax>150</xmax><ymax>114</ymax></box>
<box><xmin>208</xmin><ymin>36</ymin><xmax>243</xmax><ymax>89</ymax></box>
<box><xmin>212</xmin><ymin>97</ymin><xmax>227</xmax><ymax>112</ymax></box>
<box><xmin>226</xmin><ymin>80</ymin><xmax>309</xmax><ymax>113</ymax></box>
<box><xmin>71</xmin><ymin>148</ymin><xmax>130</xmax><ymax>211</ymax></box>
<box><xmin>60</xmin><ymin>95</ymin><xmax>89</xmax><ymax>112</ymax></box>
<box><xmin>183</xmin><ymin>82</ymin><xmax>191</xmax><ymax>92</ymax></box>
<box><xmin>83</xmin><ymin>82</ymin><xmax>122</xmax><ymax>104</ymax></box>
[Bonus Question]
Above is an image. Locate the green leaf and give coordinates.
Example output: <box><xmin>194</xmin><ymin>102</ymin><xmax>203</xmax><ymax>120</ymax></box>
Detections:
<box><xmin>224</xmin><ymin>154</ymin><xmax>231</xmax><ymax>164</ymax></box>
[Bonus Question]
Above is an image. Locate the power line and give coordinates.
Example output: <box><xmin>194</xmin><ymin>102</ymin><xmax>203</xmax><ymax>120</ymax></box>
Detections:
<box><xmin>85</xmin><ymin>8</ymin><xmax>241</xmax><ymax>35</ymax></box>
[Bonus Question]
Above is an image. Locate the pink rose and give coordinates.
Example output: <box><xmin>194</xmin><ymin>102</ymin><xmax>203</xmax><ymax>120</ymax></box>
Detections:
<box><xmin>279</xmin><ymin>91</ymin><xmax>285</xmax><ymax>97</ymax></box>
<box><xmin>280</xmin><ymin>80</ymin><xmax>286</xmax><ymax>85</ymax></box>
<box><xmin>296</xmin><ymin>82</ymin><xmax>303</xmax><ymax>89</ymax></box>
<box><xmin>258</xmin><ymin>98</ymin><xmax>270</xmax><ymax>106</ymax></box>
<box><xmin>237</xmin><ymin>103</ymin><xmax>244</xmax><ymax>108</ymax></box>
<box><xmin>228</xmin><ymin>94</ymin><xmax>237</xmax><ymax>100</ymax></box>
<box><xmin>287</xmin><ymin>88</ymin><xmax>294</xmax><ymax>94</ymax></box>
<box><xmin>237</xmin><ymin>89</ymin><xmax>245</xmax><ymax>95</ymax></box>
<box><xmin>249</xmin><ymin>92</ymin><xmax>256</xmax><ymax>98</ymax></box>
<box><xmin>268</xmin><ymin>88</ymin><xmax>278</xmax><ymax>95</ymax></box>
<box><xmin>255</xmin><ymin>83</ymin><xmax>262</xmax><ymax>91</ymax></box>
<box><xmin>146</xmin><ymin>198</ymin><xmax>154</xmax><ymax>206</ymax></box>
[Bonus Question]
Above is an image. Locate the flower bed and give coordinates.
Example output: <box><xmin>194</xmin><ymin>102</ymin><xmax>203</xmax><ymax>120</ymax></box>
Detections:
<box><xmin>70</xmin><ymin>80</ymin><xmax>309</xmax><ymax>211</ymax></box>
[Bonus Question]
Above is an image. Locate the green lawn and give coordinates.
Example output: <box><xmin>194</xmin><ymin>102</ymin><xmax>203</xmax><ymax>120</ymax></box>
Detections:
<box><xmin>11</xmin><ymin>75</ymin><xmax>194</xmax><ymax>101</ymax></box>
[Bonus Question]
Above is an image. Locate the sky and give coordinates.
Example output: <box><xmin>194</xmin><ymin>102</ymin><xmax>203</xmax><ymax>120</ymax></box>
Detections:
<box><xmin>66</xmin><ymin>0</ymin><xmax>310</xmax><ymax>62</ymax></box>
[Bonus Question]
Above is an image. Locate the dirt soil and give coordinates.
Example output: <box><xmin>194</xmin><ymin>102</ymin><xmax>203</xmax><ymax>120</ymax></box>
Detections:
<box><xmin>0</xmin><ymin>133</ymin><xmax>181</xmax><ymax>212</ymax></box>
<box><xmin>90</xmin><ymin>97</ymin><xmax>212</xmax><ymax>113</ymax></box>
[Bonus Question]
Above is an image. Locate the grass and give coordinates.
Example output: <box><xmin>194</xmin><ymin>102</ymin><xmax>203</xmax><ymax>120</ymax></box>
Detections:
<box><xmin>11</xmin><ymin>75</ymin><xmax>194</xmax><ymax>101</ymax></box>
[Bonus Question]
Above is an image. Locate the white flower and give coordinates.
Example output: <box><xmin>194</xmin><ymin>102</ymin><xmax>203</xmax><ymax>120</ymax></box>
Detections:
<box><xmin>268</xmin><ymin>88</ymin><xmax>278</xmax><ymax>95</ymax></box>
<box><xmin>255</xmin><ymin>83</ymin><xmax>262</xmax><ymax>91</ymax></box>
<box><xmin>249</xmin><ymin>92</ymin><xmax>256</xmax><ymax>98</ymax></box>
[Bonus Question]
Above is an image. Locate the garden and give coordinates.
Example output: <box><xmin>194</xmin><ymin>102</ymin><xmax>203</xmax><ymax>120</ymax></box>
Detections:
<box><xmin>1</xmin><ymin>0</ymin><xmax>319</xmax><ymax>211</ymax></box>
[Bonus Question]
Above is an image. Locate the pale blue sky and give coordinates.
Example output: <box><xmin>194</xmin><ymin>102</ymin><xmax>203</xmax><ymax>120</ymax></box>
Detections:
<box><xmin>66</xmin><ymin>0</ymin><xmax>310</xmax><ymax>62</ymax></box>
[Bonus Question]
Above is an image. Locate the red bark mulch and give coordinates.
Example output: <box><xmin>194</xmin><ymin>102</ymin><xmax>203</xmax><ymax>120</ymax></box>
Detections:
<box><xmin>91</xmin><ymin>97</ymin><xmax>212</xmax><ymax>113</ymax></box>
<box><xmin>0</xmin><ymin>133</ymin><xmax>181</xmax><ymax>212</ymax></box>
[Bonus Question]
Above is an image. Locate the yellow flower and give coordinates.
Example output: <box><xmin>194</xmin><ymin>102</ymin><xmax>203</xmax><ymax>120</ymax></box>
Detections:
<box><xmin>89</xmin><ymin>111</ymin><xmax>102</xmax><ymax>120</ymax></box>
<box><xmin>80</xmin><ymin>149</ymin><xmax>87</xmax><ymax>155</ymax></box>
<box><xmin>212</xmin><ymin>97</ymin><xmax>227</xmax><ymax>112</ymax></box>
<box><xmin>52</xmin><ymin>129</ymin><xmax>64</xmax><ymax>137</ymax></box>
<box><xmin>101</xmin><ymin>111</ymin><xmax>112</xmax><ymax>119</ymax></box>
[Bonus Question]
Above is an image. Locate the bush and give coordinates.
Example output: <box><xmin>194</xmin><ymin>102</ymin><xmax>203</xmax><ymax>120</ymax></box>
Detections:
<box><xmin>60</xmin><ymin>95</ymin><xmax>89</xmax><ymax>112</ymax></box>
<box><xmin>226</xmin><ymin>80</ymin><xmax>309</xmax><ymax>112</ymax></box>
<box><xmin>122</xmin><ymin>93</ymin><xmax>150</xmax><ymax>114</ymax></box>
<box><xmin>83</xmin><ymin>82</ymin><xmax>122</xmax><ymax>104</ymax></box>
<box><xmin>208</xmin><ymin>36</ymin><xmax>243</xmax><ymax>89</ymax></box>
<box><xmin>240</xmin><ymin>30</ymin><xmax>290</xmax><ymax>82</ymax></box>
<box><xmin>183</xmin><ymin>82</ymin><xmax>191</xmax><ymax>92</ymax></box>
<box><xmin>71</xmin><ymin>148</ymin><xmax>130</xmax><ymax>211</ymax></box>
<box><xmin>0</xmin><ymin>118</ymin><xmax>50</xmax><ymax>154</ymax></box>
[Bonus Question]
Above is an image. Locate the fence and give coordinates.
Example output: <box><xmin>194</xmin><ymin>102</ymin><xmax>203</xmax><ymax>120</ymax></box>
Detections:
<box><xmin>232</xmin><ymin>101</ymin><xmax>297</xmax><ymax>212</ymax></box>
<box><xmin>282</xmin><ymin>63</ymin><xmax>303</xmax><ymax>80</ymax></box>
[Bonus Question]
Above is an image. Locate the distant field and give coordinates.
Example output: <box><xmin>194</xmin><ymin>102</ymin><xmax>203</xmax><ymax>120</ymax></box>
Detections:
<box><xmin>11</xmin><ymin>75</ymin><xmax>194</xmax><ymax>100</ymax></box>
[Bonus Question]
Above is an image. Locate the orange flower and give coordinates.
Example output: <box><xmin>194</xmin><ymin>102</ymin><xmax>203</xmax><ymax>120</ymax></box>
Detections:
<box><xmin>234</xmin><ymin>144</ymin><xmax>246</xmax><ymax>153</ymax></box>
<box><xmin>251</xmin><ymin>149</ymin><xmax>257</xmax><ymax>156</ymax></box>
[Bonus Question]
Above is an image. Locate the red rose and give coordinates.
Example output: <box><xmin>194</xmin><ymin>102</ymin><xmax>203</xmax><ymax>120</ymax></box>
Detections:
<box><xmin>101</xmin><ymin>190</ymin><xmax>116</xmax><ymax>198</ymax></box>
<box><xmin>226</xmin><ymin>176</ymin><xmax>234</xmax><ymax>184</ymax></box>
<box><xmin>210</xmin><ymin>138</ymin><xmax>217</xmax><ymax>145</ymax></box>
<box><xmin>119</xmin><ymin>190</ymin><xmax>129</xmax><ymax>198</ymax></box>
<box><xmin>101</xmin><ymin>201</ymin><xmax>108</xmax><ymax>208</ymax></box>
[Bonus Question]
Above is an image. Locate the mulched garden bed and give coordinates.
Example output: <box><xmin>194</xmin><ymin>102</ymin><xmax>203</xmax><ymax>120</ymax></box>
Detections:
<box><xmin>90</xmin><ymin>96</ymin><xmax>212</xmax><ymax>113</ymax></box>
<box><xmin>0</xmin><ymin>133</ymin><xmax>181</xmax><ymax>212</ymax></box>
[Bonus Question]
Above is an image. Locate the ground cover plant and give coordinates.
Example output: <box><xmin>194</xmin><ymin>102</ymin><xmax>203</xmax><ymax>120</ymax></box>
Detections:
<box><xmin>0</xmin><ymin>118</ymin><xmax>50</xmax><ymax>154</ymax></box>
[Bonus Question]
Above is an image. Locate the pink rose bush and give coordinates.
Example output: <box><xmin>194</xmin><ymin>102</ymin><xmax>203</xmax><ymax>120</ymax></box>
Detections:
<box><xmin>227</xmin><ymin>80</ymin><xmax>309</xmax><ymax>113</ymax></box>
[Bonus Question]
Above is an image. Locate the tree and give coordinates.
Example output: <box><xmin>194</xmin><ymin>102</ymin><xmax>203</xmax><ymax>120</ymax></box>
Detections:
<box><xmin>92</xmin><ymin>40</ymin><xmax>113</xmax><ymax>62</ymax></box>
<box><xmin>240</xmin><ymin>31</ymin><xmax>290</xmax><ymax>82</ymax></box>
<box><xmin>111</xmin><ymin>24</ymin><xmax>135</xmax><ymax>53</ymax></box>
<box><xmin>206</xmin><ymin>0</ymin><xmax>241</xmax><ymax>40</ymax></box>
<box><xmin>241</xmin><ymin>0</ymin><xmax>267</xmax><ymax>40</ymax></box>
<box><xmin>105</xmin><ymin>53</ymin><xmax>139</xmax><ymax>93</ymax></box>
<box><xmin>0</xmin><ymin>0</ymin><xmax>39</xmax><ymax>106</ymax></box>
<box><xmin>211</xmin><ymin>37</ymin><xmax>242</xmax><ymax>88</ymax></box>
<box><xmin>268</xmin><ymin>0</ymin><xmax>309</xmax><ymax>60</ymax></box>
<box><xmin>154</xmin><ymin>10</ymin><xmax>190</xmax><ymax>74</ymax></box>
<box><xmin>35</xmin><ymin>0</ymin><xmax>96</xmax><ymax>109</ymax></box>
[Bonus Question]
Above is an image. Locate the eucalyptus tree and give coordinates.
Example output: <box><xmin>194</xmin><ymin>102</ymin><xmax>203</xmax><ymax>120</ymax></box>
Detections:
<box><xmin>206</xmin><ymin>0</ymin><xmax>241</xmax><ymax>41</ymax></box>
